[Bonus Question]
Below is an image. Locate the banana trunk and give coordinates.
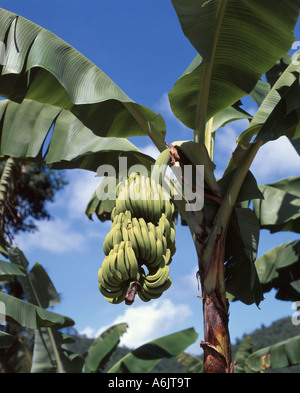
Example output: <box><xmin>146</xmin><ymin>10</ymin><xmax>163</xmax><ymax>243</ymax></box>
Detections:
<box><xmin>199</xmin><ymin>234</ymin><xmax>233</xmax><ymax>373</ymax></box>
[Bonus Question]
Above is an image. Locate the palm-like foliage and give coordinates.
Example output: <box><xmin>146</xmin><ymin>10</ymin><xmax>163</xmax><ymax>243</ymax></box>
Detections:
<box><xmin>0</xmin><ymin>1</ymin><xmax>299</xmax><ymax>372</ymax></box>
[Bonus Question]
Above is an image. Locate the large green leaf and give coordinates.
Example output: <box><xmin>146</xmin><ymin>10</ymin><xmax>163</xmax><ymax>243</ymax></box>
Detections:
<box><xmin>225</xmin><ymin>207</ymin><xmax>263</xmax><ymax>306</ymax></box>
<box><xmin>252</xmin><ymin>178</ymin><xmax>300</xmax><ymax>233</ymax></box>
<box><xmin>225</xmin><ymin>55</ymin><xmax>300</xmax><ymax>177</ymax></box>
<box><xmin>84</xmin><ymin>323</ymin><xmax>128</xmax><ymax>373</ymax></box>
<box><xmin>237</xmin><ymin>51</ymin><xmax>300</xmax><ymax>148</ymax></box>
<box><xmin>8</xmin><ymin>247</ymin><xmax>60</xmax><ymax>308</ymax></box>
<box><xmin>85</xmin><ymin>189</ymin><xmax>116</xmax><ymax>222</ymax></box>
<box><xmin>255</xmin><ymin>240</ymin><xmax>300</xmax><ymax>301</ymax></box>
<box><xmin>31</xmin><ymin>327</ymin><xmax>84</xmax><ymax>373</ymax></box>
<box><xmin>0</xmin><ymin>99</ymin><xmax>155</xmax><ymax>172</ymax></box>
<box><xmin>169</xmin><ymin>0</ymin><xmax>300</xmax><ymax>131</ymax></box>
<box><xmin>0</xmin><ymin>258</ymin><xmax>26</xmax><ymax>280</ymax></box>
<box><xmin>245</xmin><ymin>335</ymin><xmax>300</xmax><ymax>372</ymax></box>
<box><xmin>254</xmin><ymin>57</ymin><xmax>300</xmax><ymax>144</ymax></box>
<box><xmin>0</xmin><ymin>9</ymin><xmax>166</xmax><ymax>150</ymax></box>
<box><xmin>107</xmin><ymin>327</ymin><xmax>198</xmax><ymax>373</ymax></box>
<box><xmin>0</xmin><ymin>292</ymin><xmax>73</xmax><ymax>330</ymax></box>
<box><xmin>265</xmin><ymin>53</ymin><xmax>292</xmax><ymax>88</ymax></box>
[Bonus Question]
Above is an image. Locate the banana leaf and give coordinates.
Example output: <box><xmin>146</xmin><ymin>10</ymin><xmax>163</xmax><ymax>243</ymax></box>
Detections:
<box><xmin>255</xmin><ymin>240</ymin><xmax>300</xmax><ymax>301</ymax></box>
<box><xmin>245</xmin><ymin>335</ymin><xmax>300</xmax><ymax>372</ymax></box>
<box><xmin>0</xmin><ymin>99</ymin><xmax>155</xmax><ymax>173</ymax></box>
<box><xmin>84</xmin><ymin>323</ymin><xmax>128</xmax><ymax>373</ymax></box>
<box><xmin>0</xmin><ymin>8</ymin><xmax>166</xmax><ymax>151</ymax></box>
<box><xmin>107</xmin><ymin>327</ymin><xmax>198</xmax><ymax>373</ymax></box>
<box><xmin>252</xmin><ymin>178</ymin><xmax>300</xmax><ymax>234</ymax></box>
<box><xmin>169</xmin><ymin>0</ymin><xmax>300</xmax><ymax>130</ymax></box>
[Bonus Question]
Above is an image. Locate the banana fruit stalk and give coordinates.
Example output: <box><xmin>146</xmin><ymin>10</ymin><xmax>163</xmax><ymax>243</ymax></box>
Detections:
<box><xmin>98</xmin><ymin>174</ymin><xmax>176</xmax><ymax>305</ymax></box>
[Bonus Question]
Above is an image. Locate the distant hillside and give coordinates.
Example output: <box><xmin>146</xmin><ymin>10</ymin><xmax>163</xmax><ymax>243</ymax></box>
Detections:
<box><xmin>68</xmin><ymin>316</ymin><xmax>300</xmax><ymax>373</ymax></box>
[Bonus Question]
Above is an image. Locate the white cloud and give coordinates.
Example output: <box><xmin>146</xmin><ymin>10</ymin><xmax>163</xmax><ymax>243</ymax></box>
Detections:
<box><xmin>214</xmin><ymin>121</ymin><xmax>300</xmax><ymax>184</ymax></box>
<box><xmin>154</xmin><ymin>92</ymin><xmax>174</xmax><ymax>119</ymax></box>
<box><xmin>250</xmin><ymin>136</ymin><xmax>300</xmax><ymax>184</ymax></box>
<box><xmin>81</xmin><ymin>298</ymin><xmax>193</xmax><ymax>349</ymax></box>
<box><xmin>138</xmin><ymin>144</ymin><xmax>160</xmax><ymax>160</ymax></box>
<box><xmin>13</xmin><ymin>217</ymin><xmax>86</xmax><ymax>254</ymax></box>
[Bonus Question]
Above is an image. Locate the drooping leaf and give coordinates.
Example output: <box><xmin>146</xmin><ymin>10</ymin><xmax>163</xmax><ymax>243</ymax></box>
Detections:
<box><xmin>107</xmin><ymin>327</ymin><xmax>198</xmax><ymax>373</ymax></box>
<box><xmin>0</xmin><ymin>258</ymin><xmax>26</xmax><ymax>280</ymax></box>
<box><xmin>218</xmin><ymin>170</ymin><xmax>264</xmax><ymax>204</ymax></box>
<box><xmin>84</xmin><ymin>323</ymin><xmax>128</xmax><ymax>373</ymax></box>
<box><xmin>8</xmin><ymin>247</ymin><xmax>60</xmax><ymax>308</ymax></box>
<box><xmin>255</xmin><ymin>240</ymin><xmax>300</xmax><ymax>301</ymax></box>
<box><xmin>225</xmin><ymin>207</ymin><xmax>263</xmax><ymax>306</ymax></box>
<box><xmin>169</xmin><ymin>0</ymin><xmax>300</xmax><ymax>130</ymax></box>
<box><xmin>31</xmin><ymin>327</ymin><xmax>84</xmax><ymax>373</ymax></box>
<box><xmin>85</xmin><ymin>190</ymin><xmax>116</xmax><ymax>222</ymax></box>
<box><xmin>236</xmin><ymin>51</ymin><xmax>300</xmax><ymax>147</ymax></box>
<box><xmin>0</xmin><ymin>9</ymin><xmax>166</xmax><ymax>149</ymax></box>
<box><xmin>209</xmin><ymin>103</ymin><xmax>252</xmax><ymax>133</ymax></box>
<box><xmin>248</xmin><ymin>79</ymin><xmax>271</xmax><ymax>107</ymax></box>
<box><xmin>0</xmin><ymin>292</ymin><xmax>73</xmax><ymax>330</ymax></box>
<box><xmin>252</xmin><ymin>178</ymin><xmax>300</xmax><ymax>233</ymax></box>
<box><xmin>245</xmin><ymin>335</ymin><xmax>300</xmax><ymax>372</ymax></box>
<box><xmin>265</xmin><ymin>53</ymin><xmax>292</xmax><ymax>87</ymax></box>
<box><xmin>0</xmin><ymin>99</ymin><xmax>155</xmax><ymax>173</ymax></box>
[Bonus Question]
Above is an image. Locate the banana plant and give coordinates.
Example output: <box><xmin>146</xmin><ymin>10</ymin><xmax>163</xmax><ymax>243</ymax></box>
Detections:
<box><xmin>0</xmin><ymin>1</ymin><xmax>299</xmax><ymax>373</ymax></box>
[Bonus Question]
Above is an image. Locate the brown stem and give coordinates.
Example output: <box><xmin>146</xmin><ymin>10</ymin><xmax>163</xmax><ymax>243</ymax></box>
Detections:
<box><xmin>199</xmin><ymin>234</ymin><xmax>233</xmax><ymax>373</ymax></box>
<box><xmin>125</xmin><ymin>281</ymin><xmax>141</xmax><ymax>305</ymax></box>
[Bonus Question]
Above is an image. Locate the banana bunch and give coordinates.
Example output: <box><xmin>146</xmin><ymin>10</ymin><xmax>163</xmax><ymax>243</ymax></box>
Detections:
<box><xmin>98</xmin><ymin>174</ymin><xmax>176</xmax><ymax>305</ymax></box>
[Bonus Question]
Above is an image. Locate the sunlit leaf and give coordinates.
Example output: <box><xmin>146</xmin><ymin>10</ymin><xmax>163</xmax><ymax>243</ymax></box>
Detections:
<box><xmin>255</xmin><ymin>240</ymin><xmax>300</xmax><ymax>301</ymax></box>
<box><xmin>169</xmin><ymin>0</ymin><xmax>300</xmax><ymax>129</ymax></box>
<box><xmin>246</xmin><ymin>335</ymin><xmax>300</xmax><ymax>372</ymax></box>
<box><xmin>0</xmin><ymin>8</ymin><xmax>166</xmax><ymax>149</ymax></box>
<box><xmin>107</xmin><ymin>328</ymin><xmax>198</xmax><ymax>373</ymax></box>
<box><xmin>84</xmin><ymin>323</ymin><xmax>128</xmax><ymax>373</ymax></box>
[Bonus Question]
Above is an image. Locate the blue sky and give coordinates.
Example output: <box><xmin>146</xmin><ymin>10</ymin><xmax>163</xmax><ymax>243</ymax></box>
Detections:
<box><xmin>1</xmin><ymin>1</ymin><xmax>300</xmax><ymax>355</ymax></box>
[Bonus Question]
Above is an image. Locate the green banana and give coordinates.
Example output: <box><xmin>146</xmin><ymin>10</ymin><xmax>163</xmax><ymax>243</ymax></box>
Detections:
<box><xmin>164</xmin><ymin>248</ymin><xmax>171</xmax><ymax>265</ymax></box>
<box><xmin>147</xmin><ymin>229</ymin><xmax>157</xmax><ymax>265</ymax></box>
<box><xmin>142</xmin><ymin>276</ymin><xmax>172</xmax><ymax>296</ymax></box>
<box><xmin>140</xmin><ymin>175</ymin><xmax>149</xmax><ymax>219</ymax></box>
<box><xmin>144</xmin><ymin>265</ymin><xmax>170</xmax><ymax>289</ymax></box>
<box><xmin>99</xmin><ymin>171</ymin><xmax>176</xmax><ymax>305</ymax></box>
<box><xmin>127</xmin><ymin>225</ymin><xmax>139</xmax><ymax>257</ymax></box>
<box><xmin>116</xmin><ymin>246</ymin><xmax>129</xmax><ymax>281</ymax></box>
<box><xmin>105</xmin><ymin>287</ymin><xmax>128</xmax><ymax>304</ymax></box>
<box><xmin>148</xmin><ymin>238</ymin><xmax>164</xmax><ymax>269</ymax></box>
<box><xmin>125</xmin><ymin>241</ymin><xmax>139</xmax><ymax>280</ymax></box>
<box><xmin>112</xmin><ymin>223</ymin><xmax>122</xmax><ymax>246</ymax></box>
<box><xmin>99</xmin><ymin>283</ymin><xmax>127</xmax><ymax>299</ymax></box>
<box><xmin>134</xmin><ymin>175</ymin><xmax>144</xmax><ymax>218</ymax></box>
<box><xmin>132</xmin><ymin>218</ymin><xmax>146</xmax><ymax>259</ymax></box>
<box><xmin>137</xmin><ymin>290</ymin><xmax>151</xmax><ymax>302</ymax></box>
<box><xmin>146</xmin><ymin>176</ymin><xmax>154</xmax><ymax>222</ymax></box>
